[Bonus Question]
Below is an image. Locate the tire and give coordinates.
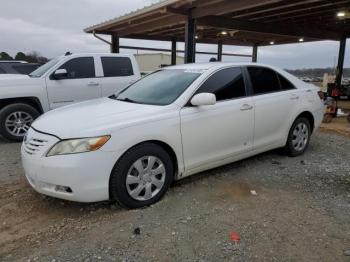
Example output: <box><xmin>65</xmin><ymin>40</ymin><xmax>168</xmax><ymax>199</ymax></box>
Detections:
<box><xmin>0</xmin><ymin>103</ymin><xmax>40</xmax><ymax>142</ymax></box>
<box><xmin>110</xmin><ymin>143</ymin><xmax>174</xmax><ymax>209</ymax></box>
<box><xmin>284</xmin><ymin>117</ymin><xmax>311</xmax><ymax>157</ymax></box>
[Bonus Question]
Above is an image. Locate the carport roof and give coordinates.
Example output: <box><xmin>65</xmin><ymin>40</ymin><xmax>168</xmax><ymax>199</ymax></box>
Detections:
<box><xmin>84</xmin><ymin>0</ymin><xmax>350</xmax><ymax>46</ymax></box>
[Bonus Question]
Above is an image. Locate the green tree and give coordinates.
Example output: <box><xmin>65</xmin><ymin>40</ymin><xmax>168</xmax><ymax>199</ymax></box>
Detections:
<box><xmin>15</xmin><ymin>52</ymin><xmax>27</xmax><ymax>61</ymax></box>
<box><xmin>0</xmin><ymin>52</ymin><xmax>13</xmax><ymax>61</ymax></box>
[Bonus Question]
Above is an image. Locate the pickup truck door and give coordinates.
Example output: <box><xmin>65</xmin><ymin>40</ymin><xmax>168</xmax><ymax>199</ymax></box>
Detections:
<box><xmin>96</xmin><ymin>55</ymin><xmax>139</xmax><ymax>97</ymax></box>
<box><xmin>45</xmin><ymin>56</ymin><xmax>101</xmax><ymax>109</ymax></box>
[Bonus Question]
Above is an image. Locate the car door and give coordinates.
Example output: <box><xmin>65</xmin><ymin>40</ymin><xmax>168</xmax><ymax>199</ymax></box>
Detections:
<box><xmin>98</xmin><ymin>56</ymin><xmax>138</xmax><ymax>97</ymax></box>
<box><xmin>246</xmin><ymin>66</ymin><xmax>301</xmax><ymax>150</ymax></box>
<box><xmin>46</xmin><ymin>56</ymin><xmax>101</xmax><ymax>109</ymax></box>
<box><xmin>180</xmin><ymin>67</ymin><xmax>254</xmax><ymax>172</ymax></box>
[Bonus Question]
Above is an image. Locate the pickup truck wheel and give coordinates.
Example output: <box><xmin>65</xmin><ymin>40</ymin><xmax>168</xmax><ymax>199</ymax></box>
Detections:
<box><xmin>0</xmin><ymin>103</ymin><xmax>40</xmax><ymax>142</ymax></box>
<box><xmin>110</xmin><ymin>143</ymin><xmax>174</xmax><ymax>209</ymax></box>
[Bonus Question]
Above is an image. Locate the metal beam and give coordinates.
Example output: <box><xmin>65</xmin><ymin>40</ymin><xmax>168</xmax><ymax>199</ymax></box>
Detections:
<box><xmin>336</xmin><ymin>36</ymin><xmax>347</xmax><ymax>88</ymax></box>
<box><xmin>185</xmin><ymin>15</ymin><xmax>196</xmax><ymax>63</ymax></box>
<box><xmin>252</xmin><ymin>44</ymin><xmax>258</xmax><ymax>62</ymax></box>
<box><xmin>111</xmin><ymin>34</ymin><xmax>120</xmax><ymax>53</ymax></box>
<box><xmin>197</xmin><ymin>16</ymin><xmax>342</xmax><ymax>41</ymax></box>
<box><xmin>217</xmin><ymin>41</ymin><xmax>223</xmax><ymax>61</ymax></box>
<box><xmin>118</xmin><ymin>45</ymin><xmax>252</xmax><ymax>57</ymax></box>
<box><xmin>171</xmin><ymin>38</ymin><xmax>177</xmax><ymax>65</ymax></box>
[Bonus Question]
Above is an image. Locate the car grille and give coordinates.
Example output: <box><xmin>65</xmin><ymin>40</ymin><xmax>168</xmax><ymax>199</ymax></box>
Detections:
<box><xmin>23</xmin><ymin>138</ymin><xmax>48</xmax><ymax>155</ymax></box>
<box><xmin>22</xmin><ymin>128</ymin><xmax>59</xmax><ymax>157</ymax></box>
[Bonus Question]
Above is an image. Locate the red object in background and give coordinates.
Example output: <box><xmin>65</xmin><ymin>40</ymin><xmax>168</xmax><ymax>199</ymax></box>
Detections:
<box><xmin>230</xmin><ymin>232</ymin><xmax>240</xmax><ymax>242</ymax></box>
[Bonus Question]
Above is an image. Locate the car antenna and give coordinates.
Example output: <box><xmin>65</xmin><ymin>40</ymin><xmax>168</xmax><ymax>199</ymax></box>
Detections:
<box><xmin>65</xmin><ymin>51</ymin><xmax>72</xmax><ymax>56</ymax></box>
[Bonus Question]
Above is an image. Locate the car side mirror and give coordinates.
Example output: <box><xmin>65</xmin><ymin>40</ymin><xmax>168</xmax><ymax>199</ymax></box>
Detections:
<box><xmin>53</xmin><ymin>69</ymin><xmax>68</xmax><ymax>79</ymax></box>
<box><xmin>191</xmin><ymin>93</ymin><xmax>216</xmax><ymax>106</ymax></box>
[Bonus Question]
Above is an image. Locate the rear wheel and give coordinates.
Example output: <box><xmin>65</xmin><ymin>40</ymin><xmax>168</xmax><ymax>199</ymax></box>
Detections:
<box><xmin>0</xmin><ymin>103</ymin><xmax>39</xmax><ymax>142</ymax></box>
<box><xmin>110</xmin><ymin>143</ymin><xmax>174</xmax><ymax>208</ymax></box>
<box><xmin>284</xmin><ymin>117</ymin><xmax>311</xmax><ymax>157</ymax></box>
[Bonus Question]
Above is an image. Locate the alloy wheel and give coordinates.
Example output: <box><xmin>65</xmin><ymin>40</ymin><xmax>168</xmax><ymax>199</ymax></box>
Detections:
<box><xmin>5</xmin><ymin>111</ymin><xmax>33</xmax><ymax>137</ymax></box>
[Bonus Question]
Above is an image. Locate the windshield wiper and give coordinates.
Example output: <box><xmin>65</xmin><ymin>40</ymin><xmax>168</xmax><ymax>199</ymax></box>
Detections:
<box><xmin>116</xmin><ymin>97</ymin><xmax>142</xmax><ymax>104</ymax></box>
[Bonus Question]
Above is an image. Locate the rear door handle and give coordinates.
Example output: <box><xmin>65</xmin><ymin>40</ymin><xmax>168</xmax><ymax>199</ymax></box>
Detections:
<box><xmin>240</xmin><ymin>104</ymin><xmax>253</xmax><ymax>111</ymax></box>
<box><xmin>88</xmin><ymin>81</ymin><xmax>99</xmax><ymax>87</ymax></box>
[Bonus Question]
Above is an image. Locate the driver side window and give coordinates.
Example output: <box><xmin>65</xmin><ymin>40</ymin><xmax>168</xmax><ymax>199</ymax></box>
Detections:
<box><xmin>58</xmin><ymin>57</ymin><xmax>95</xmax><ymax>79</ymax></box>
<box><xmin>194</xmin><ymin>67</ymin><xmax>246</xmax><ymax>102</ymax></box>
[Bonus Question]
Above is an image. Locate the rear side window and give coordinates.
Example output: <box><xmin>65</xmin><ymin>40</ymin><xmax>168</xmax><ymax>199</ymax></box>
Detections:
<box><xmin>13</xmin><ymin>65</ymin><xmax>39</xmax><ymax>75</ymax></box>
<box><xmin>101</xmin><ymin>57</ymin><xmax>134</xmax><ymax>77</ymax></box>
<box><xmin>195</xmin><ymin>67</ymin><xmax>246</xmax><ymax>102</ymax></box>
<box><xmin>247</xmin><ymin>67</ymin><xmax>280</xmax><ymax>95</ymax></box>
<box><xmin>277</xmin><ymin>73</ymin><xmax>295</xmax><ymax>90</ymax></box>
<box><xmin>59</xmin><ymin>57</ymin><xmax>95</xmax><ymax>79</ymax></box>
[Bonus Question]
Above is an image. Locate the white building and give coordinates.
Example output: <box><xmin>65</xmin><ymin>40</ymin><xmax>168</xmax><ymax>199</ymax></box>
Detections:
<box><xmin>135</xmin><ymin>53</ymin><xmax>184</xmax><ymax>73</ymax></box>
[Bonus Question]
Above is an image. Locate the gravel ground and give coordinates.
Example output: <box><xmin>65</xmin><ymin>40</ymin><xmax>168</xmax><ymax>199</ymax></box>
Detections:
<box><xmin>0</xmin><ymin>130</ymin><xmax>349</xmax><ymax>261</ymax></box>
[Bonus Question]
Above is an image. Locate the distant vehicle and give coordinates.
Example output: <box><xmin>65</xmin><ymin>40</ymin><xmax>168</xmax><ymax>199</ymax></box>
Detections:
<box><xmin>0</xmin><ymin>61</ymin><xmax>40</xmax><ymax>75</ymax></box>
<box><xmin>299</xmin><ymin>76</ymin><xmax>312</xmax><ymax>82</ymax></box>
<box><xmin>0</xmin><ymin>53</ymin><xmax>141</xmax><ymax>141</ymax></box>
<box><xmin>21</xmin><ymin>63</ymin><xmax>324</xmax><ymax>208</ymax></box>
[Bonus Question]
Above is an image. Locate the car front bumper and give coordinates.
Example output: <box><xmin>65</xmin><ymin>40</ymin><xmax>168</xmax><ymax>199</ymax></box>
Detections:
<box><xmin>21</xmin><ymin>128</ymin><xmax>119</xmax><ymax>202</ymax></box>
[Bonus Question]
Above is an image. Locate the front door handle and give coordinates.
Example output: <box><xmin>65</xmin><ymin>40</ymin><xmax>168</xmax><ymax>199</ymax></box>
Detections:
<box><xmin>88</xmin><ymin>82</ymin><xmax>99</xmax><ymax>87</ymax></box>
<box><xmin>240</xmin><ymin>104</ymin><xmax>253</xmax><ymax>111</ymax></box>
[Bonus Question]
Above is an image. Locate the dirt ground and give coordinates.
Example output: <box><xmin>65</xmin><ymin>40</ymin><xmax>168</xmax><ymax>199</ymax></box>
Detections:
<box><xmin>0</xmin><ymin>129</ymin><xmax>349</xmax><ymax>261</ymax></box>
<box><xmin>320</xmin><ymin>116</ymin><xmax>350</xmax><ymax>138</ymax></box>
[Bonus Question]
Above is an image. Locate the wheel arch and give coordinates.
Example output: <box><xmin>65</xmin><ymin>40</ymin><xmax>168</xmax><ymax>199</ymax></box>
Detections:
<box><xmin>0</xmin><ymin>97</ymin><xmax>44</xmax><ymax>114</ymax></box>
<box><xmin>295</xmin><ymin>111</ymin><xmax>315</xmax><ymax>133</ymax></box>
<box><xmin>108</xmin><ymin>139</ymin><xmax>180</xmax><ymax>200</ymax></box>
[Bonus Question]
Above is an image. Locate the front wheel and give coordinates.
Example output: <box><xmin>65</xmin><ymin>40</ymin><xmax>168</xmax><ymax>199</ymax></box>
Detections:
<box><xmin>110</xmin><ymin>143</ymin><xmax>174</xmax><ymax>208</ymax></box>
<box><xmin>284</xmin><ymin>117</ymin><xmax>311</xmax><ymax>157</ymax></box>
<box><xmin>0</xmin><ymin>103</ymin><xmax>40</xmax><ymax>142</ymax></box>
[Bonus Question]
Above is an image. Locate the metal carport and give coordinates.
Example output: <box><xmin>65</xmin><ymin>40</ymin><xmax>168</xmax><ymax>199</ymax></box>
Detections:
<box><xmin>85</xmin><ymin>0</ymin><xmax>350</xmax><ymax>88</ymax></box>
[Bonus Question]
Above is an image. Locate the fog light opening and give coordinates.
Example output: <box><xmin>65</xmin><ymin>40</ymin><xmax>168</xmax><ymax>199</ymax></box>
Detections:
<box><xmin>55</xmin><ymin>185</ymin><xmax>73</xmax><ymax>193</ymax></box>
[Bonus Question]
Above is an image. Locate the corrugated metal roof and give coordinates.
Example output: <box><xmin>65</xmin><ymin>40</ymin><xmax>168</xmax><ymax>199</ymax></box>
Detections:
<box><xmin>84</xmin><ymin>0</ymin><xmax>182</xmax><ymax>33</ymax></box>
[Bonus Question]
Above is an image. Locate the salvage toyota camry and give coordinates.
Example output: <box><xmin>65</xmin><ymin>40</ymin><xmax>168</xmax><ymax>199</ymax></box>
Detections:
<box><xmin>21</xmin><ymin>63</ymin><xmax>324</xmax><ymax>208</ymax></box>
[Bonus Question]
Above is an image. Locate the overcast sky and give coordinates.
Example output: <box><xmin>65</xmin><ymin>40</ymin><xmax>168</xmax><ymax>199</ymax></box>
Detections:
<box><xmin>1</xmin><ymin>0</ymin><xmax>349</xmax><ymax>69</ymax></box>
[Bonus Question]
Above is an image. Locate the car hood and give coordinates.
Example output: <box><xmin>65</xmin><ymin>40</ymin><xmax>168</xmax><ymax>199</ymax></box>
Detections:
<box><xmin>32</xmin><ymin>97</ymin><xmax>172</xmax><ymax>139</ymax></box>
<box><xmin>0</xmin><ymin>74</ymin><xmax>41</xmax><ymax>87</ymax></box>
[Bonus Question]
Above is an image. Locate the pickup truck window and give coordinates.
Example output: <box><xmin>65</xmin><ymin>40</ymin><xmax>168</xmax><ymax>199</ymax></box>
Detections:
<box><xmin>58</xmin><ymin>57</ymin><xmax>95</xmax><ymax>79</ymax></box>
<box><xmin>101</xmin><ymin>57</ymin><xmax>134</xmax><ymax>77</ymax></box>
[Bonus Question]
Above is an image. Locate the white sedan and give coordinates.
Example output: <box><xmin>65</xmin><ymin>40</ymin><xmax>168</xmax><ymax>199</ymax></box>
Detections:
<box><xmin>21</xmin><ymin>63</ymin><xmax>324</xmax><ymax>208</ymax></box>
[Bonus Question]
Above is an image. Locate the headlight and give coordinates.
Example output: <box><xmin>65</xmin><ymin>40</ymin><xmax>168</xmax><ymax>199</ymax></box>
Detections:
<box><xmin>47</xmin><ymin>135</ymin><xmax>110</xmax><ymax>157</ymax></box>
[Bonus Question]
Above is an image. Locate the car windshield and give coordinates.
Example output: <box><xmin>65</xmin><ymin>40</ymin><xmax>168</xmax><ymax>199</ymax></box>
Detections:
<box><xmin>29</xmin><ymin>57</ymin><xmax>61</xmax><ymax>78</ymax></box>
<box><xmin>115</xmin><ymin>69</ymin><xmax>201</xmax><ymax>106</ymax></box>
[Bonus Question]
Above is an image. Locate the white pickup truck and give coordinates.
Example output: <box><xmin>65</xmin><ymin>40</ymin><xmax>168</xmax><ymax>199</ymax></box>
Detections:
<box><xmin>0</xmin><ymin>53</ymin><xmax>141</xmax><ymax>141</ymax></box>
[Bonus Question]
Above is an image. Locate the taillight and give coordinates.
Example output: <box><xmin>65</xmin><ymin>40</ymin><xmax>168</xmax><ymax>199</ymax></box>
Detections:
<box><xmin>318</xmin><ymin>91</ymin><xmax>325</xmax><ymax>100</ymax></box>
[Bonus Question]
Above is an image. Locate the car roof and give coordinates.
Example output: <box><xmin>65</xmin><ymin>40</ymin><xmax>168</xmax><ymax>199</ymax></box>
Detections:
<box><xmin>66</xmin><ymin>53</ymin><xmax>135</xmax><ymax>58</ymax></box>
<box><xmin>166</xmin><ymin>62</ymin><xmax>279</xmax><ymax>71</ymax></box>
<box><xmin>0</xmin><ymin>61</ymin><xmax>28</xmax><ymax>64</ymax></box>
